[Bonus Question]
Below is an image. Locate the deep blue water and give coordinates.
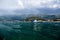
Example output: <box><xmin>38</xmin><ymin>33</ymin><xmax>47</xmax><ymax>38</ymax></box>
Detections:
<box><xmin>0</xmin><ymin>21</ymin><xmax>60</xmax><ymax>40</ymax></box>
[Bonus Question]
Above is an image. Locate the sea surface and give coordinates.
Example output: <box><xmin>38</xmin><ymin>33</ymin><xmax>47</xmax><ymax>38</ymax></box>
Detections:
<box><xmin>0</xmin><ymin>21</ymin><xmax>60</xmax><ymax>40</ymax></box>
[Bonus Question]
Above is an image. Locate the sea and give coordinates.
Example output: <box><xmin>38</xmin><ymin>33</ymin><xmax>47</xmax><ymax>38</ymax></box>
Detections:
<box><xmin>0</xmin><ymin>21</ymin><xmax>60</xmax><ymax>40</ymax></box>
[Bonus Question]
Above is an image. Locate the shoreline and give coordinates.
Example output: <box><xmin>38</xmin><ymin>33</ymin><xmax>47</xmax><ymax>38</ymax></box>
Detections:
<box><xmin>0</xmin><ymin>20</ymin><xmax>60</xmax><ymax>22</ymax></box>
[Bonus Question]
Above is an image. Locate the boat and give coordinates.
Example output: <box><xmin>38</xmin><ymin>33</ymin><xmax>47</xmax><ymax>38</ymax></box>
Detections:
<box><xmin>33</xmin><ymin>20</ymin><xmax>39</xmax><ymax>22</ymax></box>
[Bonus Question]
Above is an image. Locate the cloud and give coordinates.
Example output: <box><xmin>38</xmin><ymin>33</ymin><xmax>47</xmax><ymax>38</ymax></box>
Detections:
<box><xmin>0</xmin><ymin>0</ymin><xmax>60</xmax><ymax>15</ymax></box>
<box><xmin>0</xmin><ymin>0</ymin><xmax>60</xmax><ymax>10</ymax></box>
<box><xmin>0</xmin><ymin>0</ymin><xmax>18</xmax><ymax>10</ymax></box>
<box><xmin>17</xmin><ymin>0</ymin><xmax>24</xmax><ymax>9</ymax></box>
<box><xmin>22</xmin><ymin>0</ymin><xmax>60</xmax><ymax>9</ymax></box>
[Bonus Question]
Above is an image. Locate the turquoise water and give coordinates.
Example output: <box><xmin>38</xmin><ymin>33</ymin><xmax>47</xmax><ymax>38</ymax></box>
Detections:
<box><xmin>0</xmin><ymin>21</ymin><xmax>60</xmax><ymax>40</ymax></box>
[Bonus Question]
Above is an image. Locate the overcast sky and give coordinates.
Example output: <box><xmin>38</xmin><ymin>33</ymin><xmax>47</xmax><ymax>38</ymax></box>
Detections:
<box><xmin>0</xmin><ymin>0</ymin><xmax>60</xmax><ymax>9</ymax></box>
<box><xmin>0</xmin><ymin>0</ymin><xmax>60</xmax><ymax>15</ymax></box>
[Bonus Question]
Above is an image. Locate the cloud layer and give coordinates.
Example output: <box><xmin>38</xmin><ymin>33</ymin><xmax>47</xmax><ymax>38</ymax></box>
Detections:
<box><xmin>0</xmin><ymin>0</ymin><xmax>18</xmax><ymax>10</ymax></box>
<box><xmin>0</xmin><ymin>0</ymin><xmax>60</xmax><ymax>9</ymax></box>
<box><xmin>0</xmin><ymin>0</ymin><xmax>60</xmax><ymax>15</ymax></box>
<box><xmin>22</xmin><ymin>0</ymin><xmax>60</xmax><ymax>9</ymax></box>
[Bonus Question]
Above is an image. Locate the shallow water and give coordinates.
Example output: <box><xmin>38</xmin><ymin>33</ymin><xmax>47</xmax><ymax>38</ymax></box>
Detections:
<box><xmin>0</xmin><ymin>21</ymin><xmax>60</xmax><ymax>40</ymax></box>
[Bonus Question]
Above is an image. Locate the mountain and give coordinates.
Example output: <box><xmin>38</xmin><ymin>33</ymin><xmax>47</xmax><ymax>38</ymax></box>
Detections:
<box><xmin>14</xmin><ymin>8</ymin><xmax>60</xmax><ymax>15</ymax></box>
<box><xmin>0</xmin><ymin>8</ymin><xmax>60</xmax><ymax>16</ymax></box>
<box><xmin>37</xmin><ymin>8</ymin><xmax>60</xmax><ymax>15</ymax></box>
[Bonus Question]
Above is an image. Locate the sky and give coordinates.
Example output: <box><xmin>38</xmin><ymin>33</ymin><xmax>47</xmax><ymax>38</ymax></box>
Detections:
<box><xmin>0</xmin><ymin>0</ymin><xmax>60</xmax><ymax>15</ymax></box>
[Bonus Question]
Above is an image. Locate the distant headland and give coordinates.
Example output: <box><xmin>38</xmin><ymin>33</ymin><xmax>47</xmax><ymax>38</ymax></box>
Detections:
<box><xmin>0</xmin><ymin>14</ymin><xmax>60</xmax><ymax>22</ymax></box>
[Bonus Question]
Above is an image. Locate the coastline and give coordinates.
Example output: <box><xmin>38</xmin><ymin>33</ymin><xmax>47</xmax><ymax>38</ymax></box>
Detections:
<box><xmin>0</xmin><ymin>20</ymin><xmax>60</xmax><ymax>22</ymax></box>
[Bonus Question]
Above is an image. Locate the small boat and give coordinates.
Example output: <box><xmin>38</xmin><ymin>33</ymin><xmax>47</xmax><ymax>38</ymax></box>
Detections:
<box><xmin>33</xmin><ymin>20</ymin><xmax>39</xmax><ymax>22</ymax></box>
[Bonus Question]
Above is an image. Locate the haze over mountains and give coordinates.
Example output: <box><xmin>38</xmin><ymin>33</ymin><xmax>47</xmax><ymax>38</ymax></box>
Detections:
<box><xmin>0</xmin><ymin>9</ymin><xmax>60</xmax><ymax>21</ymax></box>
<box><xmin>0</xmin><ymin>8</ymin><xmax>60</xmax><ymax>16</ymax></box>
